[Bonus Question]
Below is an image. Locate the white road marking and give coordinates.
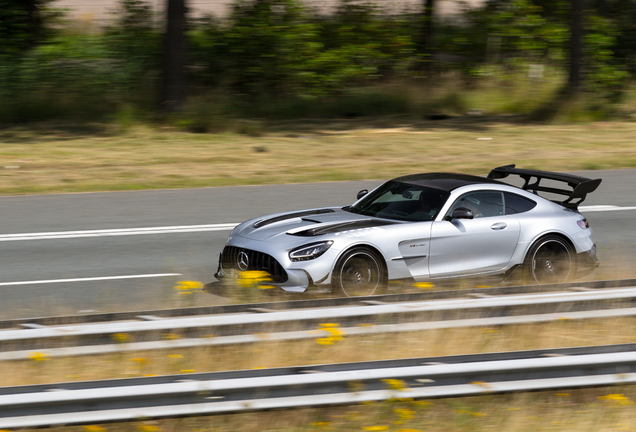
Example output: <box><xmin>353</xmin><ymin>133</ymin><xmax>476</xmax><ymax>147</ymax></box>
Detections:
<box><xmin>0</xmin><ymin>224</ymin><xmax>238</xmax><ymax>242</ymax></box>
<box><xmin>0</xmin><ymin>204</ymin><xmax>633</xmax><ymax>243</ymax></box>
<box><xmin>0</xmin><ymin>273</ymin><xmax>182</xmax><ymax>287</ymax></box>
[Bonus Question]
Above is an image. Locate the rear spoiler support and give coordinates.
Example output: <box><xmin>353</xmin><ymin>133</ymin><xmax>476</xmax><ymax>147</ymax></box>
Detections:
<box><xmin>487</xmin><ymin>164</ymin><xmax>602</xmax><ymax>210</ymax></box>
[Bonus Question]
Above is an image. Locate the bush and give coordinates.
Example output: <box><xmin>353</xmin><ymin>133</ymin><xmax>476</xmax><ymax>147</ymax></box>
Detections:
<box><xmin>189</xmin><ymin>0</ymin><xmax>416</xmax><ymax>99</ymax></box>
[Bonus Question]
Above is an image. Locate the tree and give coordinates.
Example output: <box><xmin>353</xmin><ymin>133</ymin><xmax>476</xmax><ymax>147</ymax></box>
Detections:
<box><xmin>0</xmin><ymin>0</ymin><xmax>52</xmax><ymax>55</ymax></box>
<box><xmin>162</xmin><ymin>0</ymin><xmax>186</xmax><ymax>110</ymax></box>
<box><xmin>420</xmin><ymin>0</ymin><xmax>436</xmax><ymax>61</ymax></box>
<box><xmin>568</xmin><ymin>0</ymin><xmax>584</xmax><ymax>92</ymax></box>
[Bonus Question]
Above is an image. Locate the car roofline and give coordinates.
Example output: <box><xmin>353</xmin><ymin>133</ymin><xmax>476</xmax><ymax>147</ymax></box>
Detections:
<box><xmin>391</xmin><ymin>173</ymin><xmax>505</xmax><ymax>192</ymax></box>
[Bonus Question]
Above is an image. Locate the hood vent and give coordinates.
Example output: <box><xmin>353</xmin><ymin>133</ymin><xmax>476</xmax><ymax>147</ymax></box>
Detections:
<box><xmin>288</xmin><ymin>219</ymin><xmax>397</xmax><ymax>237</ymax></box>
<box><xmin>252</xmin><ymin>209</ymin><xmax>335</xmax><ymax>229</ymax></box>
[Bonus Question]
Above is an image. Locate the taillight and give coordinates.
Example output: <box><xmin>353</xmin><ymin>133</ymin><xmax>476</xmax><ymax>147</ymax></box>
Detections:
<box><xmin>577</xmin><ymin>218</ymin><xmax>590</xmax><ymax>229</ymax></box>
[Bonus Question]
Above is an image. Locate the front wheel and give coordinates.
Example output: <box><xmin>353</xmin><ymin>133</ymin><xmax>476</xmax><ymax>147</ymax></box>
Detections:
<box><xmin>333</xmin><ymin>247</ymin><xmax>387</xmax><ymax>297</ymax></box>
<box><xmin>525</xmin><ymin>235</ymin><xmax>573</xmax><ymax>284</ymax></box>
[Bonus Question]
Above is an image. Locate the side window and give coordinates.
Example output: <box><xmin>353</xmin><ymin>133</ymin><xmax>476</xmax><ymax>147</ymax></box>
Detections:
<box><xmin>449</xmin><ymin>191</ymin><xmax>504</xmax><ymax>218</ymax></box>
<box><xmin>504</xmin><ymin>192</ymin><xmax>537</xmax><ymax>214</ymax></box>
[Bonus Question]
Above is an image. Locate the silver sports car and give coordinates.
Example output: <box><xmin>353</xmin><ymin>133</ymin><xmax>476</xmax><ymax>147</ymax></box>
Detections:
<box><xmin>215</xmin><ymin>165</ymin><xmax>601</xmax><ymax>296</ymax></box>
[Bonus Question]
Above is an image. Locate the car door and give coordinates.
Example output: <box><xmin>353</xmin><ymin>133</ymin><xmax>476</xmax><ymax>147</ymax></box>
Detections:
<box><xmin>428</xmin><ymin>191</ymin><xmax>521</xmax><ymax>278</ymax></box>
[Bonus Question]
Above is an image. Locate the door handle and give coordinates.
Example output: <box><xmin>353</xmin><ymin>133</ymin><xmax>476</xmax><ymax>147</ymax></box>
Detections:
<box><xmin>490</xmin><ymin>222</ymin><xmax>507</xmax><ymax>230</ymax></box>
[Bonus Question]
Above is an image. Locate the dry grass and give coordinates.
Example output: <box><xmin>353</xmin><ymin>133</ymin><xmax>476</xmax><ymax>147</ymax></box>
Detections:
<box><xmin>59</xmin><ymin>389</ymin><xmax>636</xmax><ymax>432</ymax></box>
<box><xmin>7</xmin><ymin>315</ymin><xmax>636</xmax><ymax>431</ymax></box>
<box><xmin>1</xmin><ymin>118</ymin><xmax>636</xmax><ymax>195</ymax></box>
<box><xmin>5</xmin><ymin>315</ymin><xmax>636</xmax><ymax>387</ymax></box>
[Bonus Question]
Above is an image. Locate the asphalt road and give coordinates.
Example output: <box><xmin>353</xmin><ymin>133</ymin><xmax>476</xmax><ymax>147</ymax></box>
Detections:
<box><xmin>1</xmin><ymin>169</ymin><xmax>634</xmax><ymax>319</ymax></box>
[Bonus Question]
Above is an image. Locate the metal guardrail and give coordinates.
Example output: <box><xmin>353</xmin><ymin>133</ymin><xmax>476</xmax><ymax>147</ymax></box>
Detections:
<box><xmin>3</xmin><ymin>277</ymin><xmax>635</xmax><ymax>329</ymax></box>
<box><xmin>1</xmin><ymin>343</ymin><xmax>636</xmax><ymax>428</ymax></box>
<box><xmin>2</xmin><ymin>284</ymin><xmax>636</xmax><ymax>360</ymax></box>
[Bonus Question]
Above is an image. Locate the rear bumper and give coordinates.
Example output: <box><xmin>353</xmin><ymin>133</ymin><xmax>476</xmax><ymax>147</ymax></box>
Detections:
<box><xmin>575</xmin><ymin>244</ymin><xmax>599</xmax><ymax>277</ymax></box>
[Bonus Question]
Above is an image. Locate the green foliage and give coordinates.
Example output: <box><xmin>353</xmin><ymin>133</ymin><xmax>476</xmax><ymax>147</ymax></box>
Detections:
<box><xmin>1</xmin><ymin>0</ymin><xmax>635</xmax><ymax>124</ymax></box>
<box><xmin>0</xmin><ymin>0</ymin><xmax>57</xmax><ymax>56</ymax></box>
<box><xmin>189</xmin><ymin>0</ymin><xmax>415</xmax><ymax>98</ymax></box>
<box><xmin>104</xmin><ymin>0</ymin><xmax>162</xmax><ymax>95</ymax></box>
<box><xmin>0</xmin><ymin>0</ymin><xmax>162</xmax><ymax>122</ymax></box>
<box><xmin>0</xmin><ymin>31</ymin><xmax>156</xmax><ymax>122</ymax></box>
<box><xmin>594</xmin><ymin>0</ymin><xmax>636</xmax><ymax>74</ymax></box>
<box><xmin>468</xmin><ymin>0</ymin><xmax>568</xmax><ymax>62</ymax></box>
<box><xmin>445</xmin><ymin>0</ymin><xmax>628</xmax><ymax>101</ymax></box>
<box><xmin>224</xmin><ymin>87</ymin><xmax>412</xmax><ymax>119</ymax></box>
<box><xmin>584</xmin><ymin>14</ymin><xmax>630</xmax><ymax>100</ymax></box>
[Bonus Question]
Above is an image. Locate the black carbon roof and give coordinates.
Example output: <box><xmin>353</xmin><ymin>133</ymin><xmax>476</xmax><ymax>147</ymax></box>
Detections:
<box><xmin>392</xmin><ymin>173</ymin><xmax>504</xmax><ymax>191</ymax></box>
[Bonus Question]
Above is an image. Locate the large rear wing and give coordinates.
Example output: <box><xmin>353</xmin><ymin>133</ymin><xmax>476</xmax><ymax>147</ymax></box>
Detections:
<box><xmin>487</xmin><ymin>164</ymin><xmax>602</xmax><ymax>210</ymax></box>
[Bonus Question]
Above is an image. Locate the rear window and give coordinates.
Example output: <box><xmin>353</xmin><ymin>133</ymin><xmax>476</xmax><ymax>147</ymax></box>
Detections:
<box><xmin>504</xmin><ymin>192</ymin><xmax>537</xmax><ymax>214</ymax></box>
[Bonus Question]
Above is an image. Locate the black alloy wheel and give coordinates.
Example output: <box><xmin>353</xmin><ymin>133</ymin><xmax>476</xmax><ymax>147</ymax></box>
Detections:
<box><xmin>527</xmin><ymin>235</ymin><xmax>573</xmax><ymax>284</ymax></box>
<box><xmin>333</xmin><ymin>247</ymin><xmax>387</xmax><ymax>297</ymax></box>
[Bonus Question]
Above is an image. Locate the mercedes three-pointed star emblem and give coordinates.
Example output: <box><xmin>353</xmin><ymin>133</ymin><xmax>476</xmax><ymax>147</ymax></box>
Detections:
<box><xmin>237</xmin><ymin>251</ymin><xmax>249</xmax><ymax>271</ymax></box>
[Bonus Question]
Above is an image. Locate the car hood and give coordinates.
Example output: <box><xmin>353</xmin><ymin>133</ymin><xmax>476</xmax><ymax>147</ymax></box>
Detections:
<box><xmin>234</xmin><ymin>207</ymin><xmax>398</xmax><ymax>241</ymax></box>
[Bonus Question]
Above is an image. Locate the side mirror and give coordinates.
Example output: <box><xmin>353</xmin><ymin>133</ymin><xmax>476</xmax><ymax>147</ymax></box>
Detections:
<box><xmin>445</xmin><ymin>207</ymin><xmax>474</xmax><ymax>221</ymax></box>
<box><xmin>357</xmin><ymin>189</ymin><xmax>368</xmax><ymax>200</ymax></box>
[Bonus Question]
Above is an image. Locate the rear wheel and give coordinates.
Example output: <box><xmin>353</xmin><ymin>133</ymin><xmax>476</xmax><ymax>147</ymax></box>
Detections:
<box><xmin>525</xmin><ymin>235</ymin><xmax>573</xmax><ymax>284</ymax></box>
<box><xmin>333</xmin><ymin>247</ymin><xmax>387</xmax><ymax>297</ymax></box>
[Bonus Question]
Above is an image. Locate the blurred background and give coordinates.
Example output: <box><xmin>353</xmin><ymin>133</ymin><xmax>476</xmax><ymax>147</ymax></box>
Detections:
<box><xmin>1</xmin><ymin>0</ymin><xmax>634</xmax><ymax>125</ymax></box>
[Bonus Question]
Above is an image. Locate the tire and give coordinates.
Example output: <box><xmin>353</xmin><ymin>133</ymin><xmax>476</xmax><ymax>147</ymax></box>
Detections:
<box><xmin>333</xmin><ymin>247</ymin><xmax>387</xmax><ymax>297</ymax></box>
<box><xmin>525</xmin><ymin>235</ymin><xmax>573</xmax><ymax>284</ymax></box>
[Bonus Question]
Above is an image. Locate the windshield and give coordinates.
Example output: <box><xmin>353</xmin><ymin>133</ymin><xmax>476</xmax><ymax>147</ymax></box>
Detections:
<box><xmin>346</xmin><ymin>181</ymin><xmax>450</xmax><ymax>222</ymax></box>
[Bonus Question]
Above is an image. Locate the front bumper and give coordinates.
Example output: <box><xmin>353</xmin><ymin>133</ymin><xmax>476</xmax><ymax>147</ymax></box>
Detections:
<box><xmin>215</xmin><ymin>248</ymin><xmax>324</xmax><ymax>293</ymax></box>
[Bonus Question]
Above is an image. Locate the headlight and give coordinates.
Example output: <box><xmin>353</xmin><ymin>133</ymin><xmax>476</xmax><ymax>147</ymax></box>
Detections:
<box><xmin>289</xmin><ymin>241</ymin><xmax>334</xmax><ymax>262</ymax></box>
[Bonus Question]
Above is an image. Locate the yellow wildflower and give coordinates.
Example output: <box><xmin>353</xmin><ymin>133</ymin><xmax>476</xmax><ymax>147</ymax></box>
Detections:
<box><xmin>238</xmin><ymin>271</ymin><xmax>272</xmax><ymax>288</ymax></box>
<box><xmin>162</xmin><ymin>333</ymin><xmax>180</xmax><ymax>340</ymax></box>
<box><xmin>112</xmin><ymin>333</ymin><xmax>131</xmax><ymax>344</ymax></box>
<box><xmin>316</xmin><ymin>323</ymin><xmax>345</xmax><ymax>345</ymax></box>
<box><xmin>382</xmin><ymin>379</ymin><xmax>409</xmax><ymax>391</ymax></box>
<box><xmin>131</xmin><ymin>357</ymin><xmax>149</xmax><ymax>366</ymax></box>
<box><xmin>83</xmin><ymin>426</ymin><xmax>108</xmax><ymax>432</ymax></box>
<box><xmin>394</xmin><ymin>408</ymin><xmax>416</xmax><ymax>421</ymax></box>
<box><xmin>412</xmin><ymin>282</ymin><xmax>434</xmax><ymax>289</ymax></box>
<box><xmin>28</xmin><ymin>351</ymin><xmax>49</xmax><ymax>362</ymax></box>
<box><xmin>348</xmin><ymin>380</ymin><xmax>366</xmax><ymax>393</ymax></box>
<box><xmin>363</xmin><ymin>427</ymin><xmax>389</xmax><ymax>431</ymax></box>
<box><xmin>137</xmin><ymin>425</ymin><xmax>160</xmax><ymax>432</ymax></box>
<box><xmin>173</xmin><ymin>280</ymin><xmax>203</xmax><ymax>295</ymax></box>
<box><xmin>598</xmin><ymin>394</ymin><xmax>635</xmax><ymax>405</ymax></box>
